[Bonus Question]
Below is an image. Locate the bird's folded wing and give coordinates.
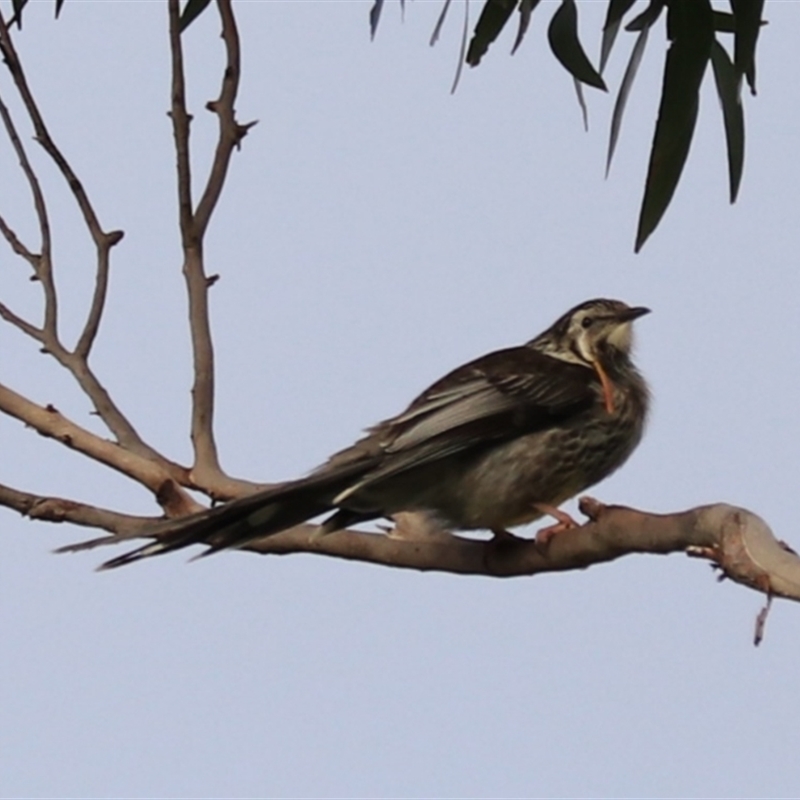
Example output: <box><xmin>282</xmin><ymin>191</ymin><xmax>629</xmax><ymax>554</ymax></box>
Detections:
<box><xmin>336</xmin><ymin>347</ymin><xmax>596</xmax><ymax>494</ymax></box>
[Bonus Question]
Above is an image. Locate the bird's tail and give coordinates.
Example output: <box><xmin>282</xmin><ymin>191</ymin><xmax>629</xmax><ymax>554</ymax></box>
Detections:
<box><xmin>57</xmin><ymin>464</ymin><xmax>369</xmax><ymax>569</ymax></box>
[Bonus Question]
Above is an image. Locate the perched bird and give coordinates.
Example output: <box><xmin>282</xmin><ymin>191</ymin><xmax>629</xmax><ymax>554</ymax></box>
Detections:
<box><xmin>86</xmin><ymin>298</ymin><xmax>650</xmax><ymax>568</ymax></box>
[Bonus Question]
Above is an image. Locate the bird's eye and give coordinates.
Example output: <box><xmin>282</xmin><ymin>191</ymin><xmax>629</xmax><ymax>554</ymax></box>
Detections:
<box><xmin>581</xmin><ymin>316</ymin><xmax>594</xmax><ymax>329</ymax></box>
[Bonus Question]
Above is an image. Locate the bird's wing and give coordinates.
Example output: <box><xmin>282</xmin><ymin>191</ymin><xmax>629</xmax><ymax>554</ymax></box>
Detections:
<box><xmin>333</xmin><ymin>347</ymin><xmax>597</xmax><ymax>496</ymax></box>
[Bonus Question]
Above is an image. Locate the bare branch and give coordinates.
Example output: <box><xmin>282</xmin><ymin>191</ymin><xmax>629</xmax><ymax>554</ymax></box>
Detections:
<box><xmin>167</xmin><ymin>0</ymin><xmax>253</xmax><ymax>486</ymax></box>
<box><xmin>0</xmin><ymin>212</ymin><xmax>39</xmax><ymax>269</ymax></box>
<box><xmin>0</xmin><ymin>13</ymin><xmax>111</xmax><ymax>250</ymax></box>
<box><xmin>0</xmin><ymin>301</ymin><xmax>42</xmax><ymax>340</ymax></box>
<box><xmin>0</xmin><ymin>56</ymin><xmax>55</xmax><ymax>333</ymax></box>
<box><xmin>0</xmin><ymin>482</ymin><xmax>157</xmax><ymax>536</ymax></box>
<box><xmin>193</xmin><ymin>0</ymin><xmax>252</xmax><ymax>238</ymax></box>
<box><xmin>234</xmin><ymin>500</ymin><xmax>800</xmax><ymax>605</ymax></box>
<box><xmin>0</xmin><ymin>381</ymin><xmax>202</xmax><ymax>517</ymax></box>
<box><xmin>74</xmin><ymin>229</ymin><xmax>124</xmax><ymax>359</ymax></box>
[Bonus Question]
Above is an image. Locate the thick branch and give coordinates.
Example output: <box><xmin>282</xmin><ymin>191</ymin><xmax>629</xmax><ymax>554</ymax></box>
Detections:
<box><xmin>0</xmin><ymin>382</ymin><xmax>201</xmax><ymax>517</ymax></box>
<box><xmin>232</xmin><ymin>500</ymin><xmax>800</xmax><ymax>604</ymax></box>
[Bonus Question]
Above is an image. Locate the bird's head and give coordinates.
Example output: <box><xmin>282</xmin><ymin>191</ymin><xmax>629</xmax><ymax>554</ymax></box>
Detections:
<box><xmin>529</xmin><ymin>298</ymin><xmax>650</xmax><ymax>368</ymax></box>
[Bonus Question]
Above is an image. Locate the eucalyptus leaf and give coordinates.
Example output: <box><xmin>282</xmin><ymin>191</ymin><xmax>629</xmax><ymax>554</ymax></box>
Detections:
<box><xmin>467</xmin><ymin>0</ymin><xmax>518</xmax><ymax>67</ymax></box>
<box><xmin>730</xmin><ymin>0</ymin><xmax>765</xmax><ymax>94</ymax></box>
<box><xmin>430</xmin><ymin>0</ymin><xmax>454</xmax><ymax>46</ymax></box>
<box><xmin>547</xmin><ymin>0</ymin><xmax>606</xmax><ymax>91</ymax></box>
<box><xmin>625</xmin><ymin>0</ymin><xmax>665</xmax><ymax>32</ymax></box>
<box><xmin>10</xmin><ymin>0</ymin><xmax>28</xmax><ymax>28</ymax></box>
<box><xmin>511</xmin><ymin>0</ymin><xmax>542</xmax><ymax>56</ymax></box>
<box><xmin>451</xmin><ymin>0</ymin><xmax>470</xmax><ymax>94</ymax></box>
<box><xmin>635</xmin><ymin>0</ymin><xmax>713</xmax><ymax>251</ymax></box>
<box><xmin>179</xmin><ymin>0</ymin><xmax>213</xmax><ymax>33</ymax></box>
<box><xmin>607</xmin><ymin>25</ymin><xmax>650</xmax><ymax>176</ymax></box>
<box><xmin>369</xmin><ymin>0</ymin><xmax>385</xmax><ymax>40</ymax></box>
<box><xmin>710</xmin><ymin>39</ymin><xmax>744</xmax><ymax>203</ymax></box>
<box><xmin>600</xmin><ymin>0</ymin><xmax>637</xmax><ymax>73</ymax></box>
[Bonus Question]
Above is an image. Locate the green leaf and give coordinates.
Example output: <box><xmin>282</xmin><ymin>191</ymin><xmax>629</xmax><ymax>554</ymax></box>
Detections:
<box><xmin>712</xmin><ymin>11</ymin><xmax>736</xmax><ymax>33</ymax></box>
<box><xmin>179</xmin><ymin>0</ymin><xmax>213</xmax><ymax>33</ymax></box>
<box><xmin>547</xmin><ymin>0</ymin><xmax>606</xmax><ymax>91</ymax></box>
<box><xmin>600</xmin><ymin>0</ymin><xmax>637</xmax><ymax>73</ymax></box>
<box><xmin>573</xmin><ymin>77</ymin><xmax>588</xmax><ymax>131</ymax></box>
<box><xmin>430</xmin><ymin>0</ymin><xmax>454</xmax><ymax>46</ymax></box>
<box><xmin>710</xmin><ymin>39</ymin><xmax>744</xmax><ymax>203</ymax></box>
<box><xmin>10</xmin><ymin>0</ymin><xmax>29</xmax><ymax>28</ymax></box>
<box><xmin>607</xmin><ymin>25</ymin><xmax>650</xmax><ymax>175</ymax></box>
<box><xmin>729</xmin><ymin>0</ymin><xmax>765</xmax><ymax>94</ymax></box>
<box><xmin>467</xmin><ymin>0</ymin><xmax>518</xmax><ymax>67</ymax></box>
<box><xmin>625</xmin><ymin>0</ymin><xmax>665</xmax><ymax>32</ymax></box>
<box><xmin>511</xmin><ymin>0</ymin><xmax>542</xmax><ymax>56</ymax></box>
<box><xmin>451</xmin><ymin>0</ymin><xmax>470</xmax><ymax>94</ymax></box>
<box><xmin>635</xmin><ymin>0</ymin><xmax>713</xmax><ymax>251</ymax></box>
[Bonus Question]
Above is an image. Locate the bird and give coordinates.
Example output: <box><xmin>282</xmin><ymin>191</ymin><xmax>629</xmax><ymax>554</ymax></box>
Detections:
<box><xmin>76</xmin><ymin>298</ymin><xmax>650</xmax><ymax>568</ymax></box>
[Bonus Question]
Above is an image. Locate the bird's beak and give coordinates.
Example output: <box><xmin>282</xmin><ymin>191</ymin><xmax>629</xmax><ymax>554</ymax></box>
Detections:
<box><xmin>616</xmin><ymin>306</ymin><xmax>650</xmax><ymax>323</ymax></box>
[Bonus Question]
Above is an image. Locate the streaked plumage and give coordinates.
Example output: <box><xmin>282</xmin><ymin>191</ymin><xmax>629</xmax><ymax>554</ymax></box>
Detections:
<box><xmin>71</xmin><ymin>298</ymin><xmax>650</xmax><ymax>568</ymax></box>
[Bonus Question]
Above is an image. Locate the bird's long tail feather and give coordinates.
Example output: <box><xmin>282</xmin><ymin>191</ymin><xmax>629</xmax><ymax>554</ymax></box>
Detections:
<box><xmin>57</xmin><ymin>463</ymin><xmax>370</xmax><ymax>569</ymax></box>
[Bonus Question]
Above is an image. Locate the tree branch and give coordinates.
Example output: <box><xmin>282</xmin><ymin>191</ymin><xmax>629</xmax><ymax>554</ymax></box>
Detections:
<box><xmin>0</xmin><ymin>301</ymin><xmax>42</xmax><ymax>340</ymax></box>
<box><xmin>0</xmin><ymin>212</ymin><xmax>39</xmax><ymax>270</ymax></box>
<box><xmin>193</xmin><ymin>0</ymin><xmax>254</xmax><ymax>238</ymax></box>
<box><xmin>0</xmin><ymin>482</ymin><xmax>157</xmax><ymax>535</ymax></box>
<box><xmin>0</xmin><ymin>12</ymin><xmax>183</xmax><ymax>469</ymax></box>
<box><xmin>0</xmin><ymin>382</ymin><xmax>201</xmax><ymax>517</ymax></box>
<box><xmin>225</xmin><ymin>500</ymin><xmax>800</xmax><ymax>608</ymax></box>
<box><xmin>167</xmin><ymin>0</ymin><xmax>255</xmax><ymax>494</ymax></box>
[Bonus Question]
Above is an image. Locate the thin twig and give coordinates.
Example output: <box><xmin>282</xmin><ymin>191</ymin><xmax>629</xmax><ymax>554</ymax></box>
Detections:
<box><xmin>0</xmin><ymin>66</ymin><xmax>54</xmax><ymax>332</ymax></box>
<box><xmin>168</xmin><ymin>0</ymin><xmax>253</xmax><ymax>485</ymax></box>
<box><xmin>0</xmin><ymin>301</ymin><xmax>42</xmax><ymax>340</ymax></box>
<box><xmin>193</xmin><ymin>0</ymin><xmax>252</xmax><ymax>238</ymax></box>
<box><xmin>0</xmin><ymin>481</ymin><xmax>157</xmax><ymax>536</ymax></box>
<box><xmin>0</xmin><ymin>212</ymin><xmax>39</xmax><ymax>269</ymax></box>
<box><xmin>0</xmin><ymin>12</ymin><xmax>124</xmax><ymax>359</ymax></box>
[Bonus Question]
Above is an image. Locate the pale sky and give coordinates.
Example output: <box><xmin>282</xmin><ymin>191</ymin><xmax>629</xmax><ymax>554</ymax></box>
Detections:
<box><xmin>2</xmin><ymin>2</ymin><xmax>800</xmax><ymax>797</ymax></box>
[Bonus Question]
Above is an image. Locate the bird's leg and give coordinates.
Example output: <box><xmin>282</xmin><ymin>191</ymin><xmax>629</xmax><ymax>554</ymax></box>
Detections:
<box><xmin>491</xmin><ymin>527</ymin><xmax>523</xmax><ymax>543</ymax></box>
<box><xmin>533</xmin><ymin>503</ymin><xmax>580</xmax><ymax>548</ymax></box>
<box><xmin>592</xmin><ymin>360</ymin><xmax>615</xmax><ymax>414</ymax></box>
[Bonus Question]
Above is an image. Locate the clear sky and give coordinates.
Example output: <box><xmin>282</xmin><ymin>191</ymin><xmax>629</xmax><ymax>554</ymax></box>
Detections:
<box><xmin>2</xmin><ymin>1</ymin><xmax>799</xmax><ymax>797</ymax></box>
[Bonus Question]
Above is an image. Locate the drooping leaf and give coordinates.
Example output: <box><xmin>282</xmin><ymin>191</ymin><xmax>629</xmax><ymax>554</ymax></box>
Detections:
<box><xmin>369</xmin><ymin>0</ymin><xmax>385</xmax><ymax>40</ymax></box>
<box><xmin>606</xmin><ymin>24</ymin><xmax>650</xmax><ymax>175</ymax></box>
<box><xmin>729</xmin><ymin>0</ymin><xmax>765</xmax><ymax>94</ymax></box>
<box><xmin>573</xmin><ymin>77</ymin><xmax>588</xmax><ymax>131</ymax></box>
<box><xmin>710</xmin><ymin>39</ymin><xmax>744</xmax><ymax>203</ymax></box>
<box><xmin>55</xmin><ymin>0</ymin><xmax>66</xmax><ymax>19</ymax></box>
<box><xmin>430</xmin><ymin>0</ymin><xmax>454</xmax><ymax>46</ymax></box>
<box><xmin>547</xmin><ymin>0</ymin><xmax>606</xmax><ymax>91</ymax></box>
<box><xmin>600</xmin><ymin>0</ymin><xmax>637</xmax><ymax>73</ymax></box>
<box><xmin>451</xmin><ymin>0</ymin><xmax>470</xmax><ymax>94</ymax></box>
<box><xmin>179</xmin><ymin>0</ymin><xmax>213</xmax><ymax>33</ymax></box>
<box><xmin>635</xmin><ymin>0</ymin><xmax>713</xmax><ymax>251</ymax></box>
<box><xmin>625</xmin><ymin>0</ymin><xmax>665</xmax><ymax>32</ymax></box>
<box><xmin>10</xmin><ymin>0</ymin><xmax>29</xmax><ymax>28</ymax></box>
<box><xmin>712</xmin><ymin>11</ymin><xmax>736</xmax><ymax>33</ymax></box>
<box><xmin>467</xmin><ymin>0</ymin><xmax>518</xmax><ymax>67</ymax></box>
<box><xmin>511</xmin><ymin>0</ymin><xmax>542</xmax><ymax>56</ymax></box>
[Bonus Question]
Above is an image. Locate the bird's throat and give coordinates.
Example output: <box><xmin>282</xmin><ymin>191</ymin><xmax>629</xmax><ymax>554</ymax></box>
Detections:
<box><xmin>594</xmin><ymin>361</ymin><xmax>615</xmax><ymax>414</ymax></box>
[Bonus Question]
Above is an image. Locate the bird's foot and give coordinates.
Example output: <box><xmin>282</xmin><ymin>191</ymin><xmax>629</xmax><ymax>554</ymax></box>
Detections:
<box><xmin>533</xmin><ymin>503</ymin><xmax>580</xmax><ymax>549</ymax></box>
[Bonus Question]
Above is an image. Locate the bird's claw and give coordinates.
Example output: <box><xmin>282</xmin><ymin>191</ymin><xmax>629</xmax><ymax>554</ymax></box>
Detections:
<box><xmin>533</xmin><ymin>503</ymin><xmax>580</xmax><ymax>549</ymax></box>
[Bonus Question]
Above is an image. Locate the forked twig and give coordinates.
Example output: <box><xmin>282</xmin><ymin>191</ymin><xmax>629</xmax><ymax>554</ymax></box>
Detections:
<box><xmin>167</xmin><ymin>0</ymin><xmax>256</xmax><ymax>493</ymax></box>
